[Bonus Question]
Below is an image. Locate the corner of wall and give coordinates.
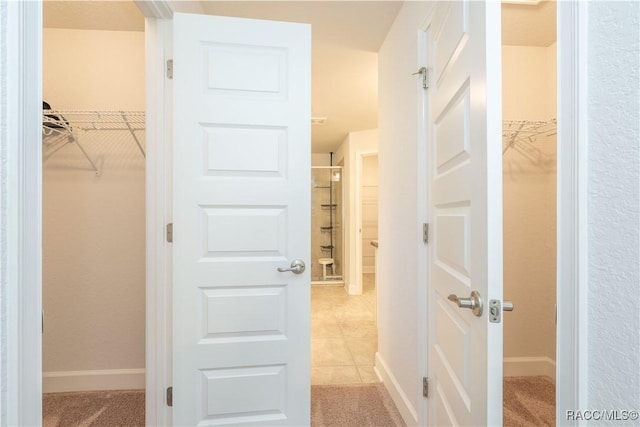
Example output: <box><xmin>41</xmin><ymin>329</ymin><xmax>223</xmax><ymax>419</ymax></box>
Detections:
<box><xmin>375</xmin><ymin>353</ymin><xmax>418</xmax><ymax>426</ymax></box>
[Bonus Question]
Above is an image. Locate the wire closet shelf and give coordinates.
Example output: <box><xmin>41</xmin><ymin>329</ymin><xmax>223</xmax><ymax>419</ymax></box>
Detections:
<box><xmin>42</xmin><ymin>110</ymin><xmax>145</xmax><ymax>175</ymax></box>
<box><xmin>502</xmin><ymin>118</ymin><xmax>557</xmax><ymax>155</ymax></box>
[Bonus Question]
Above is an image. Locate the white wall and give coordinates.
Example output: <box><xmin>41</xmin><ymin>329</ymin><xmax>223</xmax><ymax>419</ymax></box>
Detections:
<box><xmin>377</xmin><ymin>1</ymin><xmax>433</xmax><ymax>424</ymax></box>
<box><xmin>502</xmin><ymin>44</ymin><xmax>557</xmax><ymax>378</ymax></box>
<box><xmin>41</xmin><ymin>28</ymin><xmax>145</xmax><ymax>392</ymax></box>
<box><xmin>334</xmin><ymin>129</ymin><xmax>378</xmax><ymax>294</ymax></box>
<box><xmin>586</xmin><ymin>1</ymin><xmax>640</xmax><ymax>418</ymax></box>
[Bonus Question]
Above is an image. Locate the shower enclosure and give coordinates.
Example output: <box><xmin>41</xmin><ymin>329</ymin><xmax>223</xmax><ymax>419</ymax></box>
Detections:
<box><xmin>311</xmin><ymin>166</ymin><xmax>343</xmax><ymax>284</ymax></box>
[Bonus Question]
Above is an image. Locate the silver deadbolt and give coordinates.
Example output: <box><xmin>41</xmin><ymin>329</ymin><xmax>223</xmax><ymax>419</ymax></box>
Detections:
<box><xmin>448</xmin><ymin>290</ymin><xmax>483</xmax><ymax>317</ymax></box>
<box><xmin>277</xmin><ymin>259</ymin><xmax>306</xmax><ymax>275</ymax></box>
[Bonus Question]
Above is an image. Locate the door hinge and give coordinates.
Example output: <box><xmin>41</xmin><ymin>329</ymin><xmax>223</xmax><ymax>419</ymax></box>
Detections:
<box><xmin>166</xmin><ymin>59</ymin><xmax>173</xmax><ymax>79</ymax></box>
<box><xmin>166</xmin><ymin>223</ymin><xmax>173</xmax><ymax>243</ymax></box>
<box><xmin>166</xmin><ymin>386</ymin><xmax>173</xmax><ymax>407</ymax></box>
<box><xmin>413</xmin><ymin>67</ymin><xmax>429</xmax><ymax>89</ymax></box>
<box><xmin>423</xmin><ymin>223</ymin><xmax>429</xmax><ymax>244</ymax></box>
<box><xmin>423</xmin><ymin>377</ymin><xmax>429</xmax><ymax>398</ymax></box>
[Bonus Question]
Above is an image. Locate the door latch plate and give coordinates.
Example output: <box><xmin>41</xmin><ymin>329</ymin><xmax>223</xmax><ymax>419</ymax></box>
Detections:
<box><xmin>489</xmin><ymin>299</ymin><xmax>501</xmax><ymax>323</ymax></box>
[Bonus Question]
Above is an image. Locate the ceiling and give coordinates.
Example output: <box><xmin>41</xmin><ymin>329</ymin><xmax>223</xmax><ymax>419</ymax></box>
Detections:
<box><xmin>43</xmin><ymin>1</ymin><xmax>555</xmax><ymax>152</ymax></box>
<box><xmin>44</xmin><ymin>0</ymin><xmax>402</xmax><ymax>153</ymax></box>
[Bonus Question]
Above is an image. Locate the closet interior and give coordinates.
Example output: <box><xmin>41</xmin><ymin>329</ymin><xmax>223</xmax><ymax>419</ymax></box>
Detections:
<box><xmin>502</xmin><ymin>1</ymin><xmax>557</xmax><ymax>425</ymax></box>
<box><xmin>41</xmin><ymin>24</ymin><xmax>146</xmax><ymax>421</ymax></box>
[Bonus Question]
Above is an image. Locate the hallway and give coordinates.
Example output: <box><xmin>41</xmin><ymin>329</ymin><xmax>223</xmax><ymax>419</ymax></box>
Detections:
<box><xmin>311</xmin><ymin>274</ymin><xmax>378</xmax><ymax>385</ymax></box>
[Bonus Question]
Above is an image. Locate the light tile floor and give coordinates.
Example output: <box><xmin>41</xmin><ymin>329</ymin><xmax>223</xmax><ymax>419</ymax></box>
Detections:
<box><xmin>311</xmin><ymin>274</ymin><xmax>379</xmax><ymax>385</ymax></box>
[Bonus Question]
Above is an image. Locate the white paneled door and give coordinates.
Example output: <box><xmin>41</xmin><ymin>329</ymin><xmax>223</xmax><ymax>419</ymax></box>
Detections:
<box><xmin>427</xmin><ymin>1</ymin><xmax>503</xmax><ymax>426</ymax></box>
<box><xmin>173</xmin><ymin>13</ymin><xmax>311</xmax><ymax>426</ymax></box>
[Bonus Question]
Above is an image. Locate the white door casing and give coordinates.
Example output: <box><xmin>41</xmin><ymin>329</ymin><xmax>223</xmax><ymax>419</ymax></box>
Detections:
<box><xmin>172</xmin><ymin>13</ymin><xmax>311</xmax><ymax>426</ymax></box>
<box><xmin>427</xmin><ymin>1</ymin><xmax>503</xmax><ymax>426</ymax></box>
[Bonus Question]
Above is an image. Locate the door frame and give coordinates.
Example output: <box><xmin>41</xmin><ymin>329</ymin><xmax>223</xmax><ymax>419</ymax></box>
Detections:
<box><xmin>6</xmin><ymin>0</ymin><xmax>588</xmax><ymax>425</ymax></box>
<box><xmin>556</xmin><ymin>1</ymin><xmax>589</xmax><ymax>423</ymax></box>
<box><xmin>416</xmin><ymin>11</ymin><xmax>433</xmax><ymax>426</ymax></box>
<box><xmin>415</xmin><ymin>1</ymin><xmax>589</xmax><ymax>425</ymax></box>
<box><xmin>355</xmin><ymin>150</ymin><xmax>379</xmax><ymax>295</ymax></box>
<box><xmin>3</xmin><ymin>1</ymin><xmax>42</xmax><ymax>425</ymax></box>
<box><xmin>138</xmin><ymin>3</ymin><xmax>174</xmax><ymax>425</ymax></box>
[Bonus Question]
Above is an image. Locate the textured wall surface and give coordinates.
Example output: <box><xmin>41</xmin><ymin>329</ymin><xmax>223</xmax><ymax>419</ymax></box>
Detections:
<box><xmin>42</xmin><ymin>28</ymin><xmax>145</xmax><ymax>381</ymax></box>
<box><xmin>587</xmin><ymin>1</ymin><xmax>640</xmax><ymax>418</ymax></box>
<box><xmin>502</xmin><ymin>45</ymin><xmax>557</xmax><ymax>367</ymax></box>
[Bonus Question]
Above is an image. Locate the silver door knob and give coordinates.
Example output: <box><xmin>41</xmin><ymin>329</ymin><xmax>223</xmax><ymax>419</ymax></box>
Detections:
<box><xmin>448</xmin><ymin>290</ymin><xmax>483</xmax><ymax>317</ymax></box>
<box><xmin>503</xmin><ymin>301</ymin><xmax>514</xmax><ymax>311</ymax></box>
<box><xmin>277</xmin><ymin>259</ymin><xmax>306</xmax><ymax>274</ymax></box>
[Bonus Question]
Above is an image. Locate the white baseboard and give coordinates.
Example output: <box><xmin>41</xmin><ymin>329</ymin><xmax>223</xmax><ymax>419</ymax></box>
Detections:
<box><xmin>504</xmin><ymin>356</ymin><xmax>556</xmax><ymax>380</ymax></box>
<box><xmin>375</xmin><ymin>353</ymin><xmax>418</xmax><ymax>426</ymax></box>
<box><xmin>43</xmin><ymin>368</ymin><xmax>145</xmax><ymax>393</ymax></box>
<box><xmin>346</xmin><ymin>282</ymin><xmax>358</xmax><ymax>295</ymax></box>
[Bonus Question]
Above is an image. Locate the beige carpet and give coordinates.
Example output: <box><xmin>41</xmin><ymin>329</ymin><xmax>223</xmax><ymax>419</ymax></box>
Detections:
<box><xmin>504</xmin><ymin>376</ymin><xmax>555</xmax><ymax>426</ymax></box>
<box><xmin>44</xmin><ymin>384</ymin><xmax>405</xmax><ymax>427</ymax></box>
<box><xmin>311</xmin><ymin>383</ymin><xmax>405</xmax><ymax>427</ymax></box>
<box><xmin>43</xmin><ymin>390</ymin><xmax>145</xmax><ymax>427</ymax></box>
<box><xmin>43</xmin><ymin>378</ymin><xmax>547</xmax><ymax>427</ymax></box>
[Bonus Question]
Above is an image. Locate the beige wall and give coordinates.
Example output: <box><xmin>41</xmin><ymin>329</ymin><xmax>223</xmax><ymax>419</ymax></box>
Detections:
<box><xmin>502</xmin><ymin>43</ymin><xmax>557</xmax><ymax>376</ymax></box>
<box><xmin>42</xmin><ymin>28</ymin><xmax>145</xmax><ymax>391</ymax></box>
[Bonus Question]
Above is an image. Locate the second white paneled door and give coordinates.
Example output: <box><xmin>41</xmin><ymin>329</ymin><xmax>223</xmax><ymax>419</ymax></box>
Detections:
<box><xmin>427</xmin><ymin>1</ymin><xmax>503</xmax><ymax>426</ymax></box>
<box><xmin>173</xmin><ymin>13</ymin><xmax>311</xmax><ymax>426</ymax></box>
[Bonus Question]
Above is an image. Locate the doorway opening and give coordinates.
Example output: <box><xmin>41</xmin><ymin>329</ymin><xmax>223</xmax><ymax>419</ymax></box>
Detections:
<box><xmin>359</xmin><ymin>153</ymin><xmax>379</xmax><ymax>293</ymax></box>
<box><xmin>311</xmin><ymin>165</ymin><xmax>344</xmax><ymax>286</ymax></box>
<box><xmin>502</xmin><ymin>1</ymin><xmax>557</xmax><ymax>425</ymax></box>
<box><xmin>41</xmin><ymin>18</ymin><xmax>146</xmax><ymax>426</ymax></box>
<box><xmin>310</xmin><ymin>145</ymin><xmax>380</xmax><ymax>387</ymax></box>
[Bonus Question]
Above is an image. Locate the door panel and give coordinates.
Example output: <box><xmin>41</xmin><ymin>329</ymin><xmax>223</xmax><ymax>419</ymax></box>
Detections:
<box><xmin>173</xmin><ymin>13</ymin><xmax>311</xmax><ymax>426</ymax></box>
<box><xmin>427</xmin><ymin>1</ymin><xmax>503</xmax><ymax>426</ymax></box>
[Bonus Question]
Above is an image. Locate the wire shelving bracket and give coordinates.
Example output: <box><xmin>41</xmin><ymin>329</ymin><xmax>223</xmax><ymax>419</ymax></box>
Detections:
<box><xmin>42</xmin><ymin>110</ymin><xmax>145</xmax><ymax>175</ymax></box>
<box><xmin>502</xmin><ymin>118</ymin><xmax>557</xmax><ymax>155</ymax></box>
